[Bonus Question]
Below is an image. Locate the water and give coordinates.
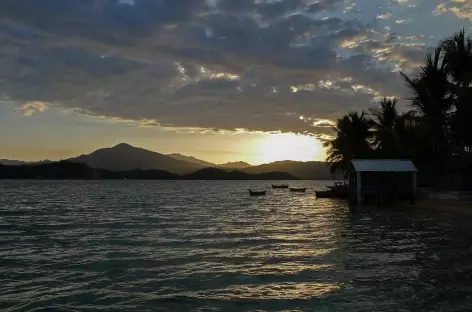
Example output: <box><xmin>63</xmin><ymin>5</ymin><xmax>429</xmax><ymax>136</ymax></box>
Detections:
<box><xmin>1</xmin><ymin>180</ymin><xmax>472</xmax><ymax>311</ymax></box>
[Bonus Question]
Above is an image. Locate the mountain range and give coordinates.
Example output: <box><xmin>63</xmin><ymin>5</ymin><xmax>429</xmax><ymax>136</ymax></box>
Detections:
<box><xmin>165</xmin><ymin>153</ymin><xmax>251</xmax><ymax>169</ymax></box>
<box><xmin>0</xmin><ymin>143</ymin><xmax>339</xmax><ymax>180</ymax></box>
<box><xmin>0</xmin><ymin>161</ymin><xmax>297</xmax><ymax>180</ymax></box>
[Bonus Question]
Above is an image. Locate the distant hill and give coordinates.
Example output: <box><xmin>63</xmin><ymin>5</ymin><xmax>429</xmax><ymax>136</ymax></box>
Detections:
<box><xmin>0</xmin><ymin>162</ymin><xmax>294</xmax><ymax>180</ymax></box>
<box><xmin>0</xmin><ymin>161</ymin><xmax>98</xmax><ymax>179</ymax></box>
<box><xmin>0</xmin><ymin>161</ymin><xmax>179</xmax><ymax>180</ymax></box>
<box><xmin>183</xmin><ymin>167</ymin><xmax>297</xmax><ymax>180</ymax></box>
<box><xmin>243</xmin><ymin>160</ymin><xmax>342</xmax><ymax>180</ymax></box>
<box><xmin>0</xmin><ymin>159</ymin><xmax>28</xmax><ymax>166</ymax></box>
<box><xmin>102</xmin><ymin>168</ymin><xmax>179</xmax><ymax>180</ymax></box>
<box><xmin>67</xmin><ymin>143</ymin><xmax>202</xmax><ymax>174</ymax></box>
<box><xmin>0</xmin><ymin>159</ymin><xmax>53</xmax><ymax>166</ymax></box>
<box><xmin>167</xmin><ymin>153</ymin><xmax>215</xmax><ymax>167</ymax></box>
<box><xmin>217</xmin><ymin>161</ymin><xmax>252</xmax><ymax>169</ymax></box>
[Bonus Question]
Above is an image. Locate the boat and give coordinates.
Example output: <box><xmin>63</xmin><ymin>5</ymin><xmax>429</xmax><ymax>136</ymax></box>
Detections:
<box><xmin>327</xmin><ymin>182</ymin><xmax>343</xmax><ymax>190</ymax></box>
<box><xmin>272</xmin><ymin>184</ymin><xmax>289</xmax><ymax>189</ymax></box>
<box><xmin>315</xmin><ymin>187</ymin><xmax>348</xmax><ymax>199</ymax></box>
<box><xmin>289</xmin><ymin>187</ymin><xmax>306</xmax><ymax>192</ymax></box>
<box><xmin>249</xmin><ymin>189</ymin><xmax>267</xmax><ymax>196</ymax></box>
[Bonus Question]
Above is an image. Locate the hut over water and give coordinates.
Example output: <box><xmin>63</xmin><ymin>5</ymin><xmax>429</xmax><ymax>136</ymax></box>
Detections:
<box><xmin>348</xmin><ymin>159</ymin><xmax>417</xmax><ymax>205</ymax></box>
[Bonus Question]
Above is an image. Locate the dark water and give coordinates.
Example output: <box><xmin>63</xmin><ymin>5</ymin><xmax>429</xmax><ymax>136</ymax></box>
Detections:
<box><xmin>1</xmin><ymin>180</ymin><xmax>472</xmax><ymax>311</ymax></box>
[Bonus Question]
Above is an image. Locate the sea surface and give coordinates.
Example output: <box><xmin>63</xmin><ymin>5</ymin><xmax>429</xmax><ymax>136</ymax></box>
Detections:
<box><xmin>1</xmin><ymin>180</ymin><xmax>472</xmax><ymax>312</ymax></box>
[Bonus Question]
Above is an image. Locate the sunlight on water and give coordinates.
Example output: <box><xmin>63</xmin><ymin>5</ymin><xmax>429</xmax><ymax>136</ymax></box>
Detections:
<box><xmin>1</xmin><ymin>180</ymin><xmax>472</xmax><ymax>311</ymax></box>
<box><xmin>188</xmin><ymin>282</ymin><xmax>343</xmax><ymax>300</ymax></box>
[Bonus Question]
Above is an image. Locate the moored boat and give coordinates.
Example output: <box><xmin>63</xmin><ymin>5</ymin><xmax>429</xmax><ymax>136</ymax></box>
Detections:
<box><xmin>272</xmin><ymin>184</ymin><xmax>289</xmax><ymax>189</ymax></box>
<box><xmin>315</xmin><ymin>187</ymin><xmax>348</xmax><ymax>199</ymax></box>
<box><xmin>289</xmin><ymin>187</ymin><xmax>306</xmax><ymax>192</ymax></box>
<box><xmin>327</xmin><ymin>182</ymin><xmax>343</xmax><ymax>190</ymax></box>
<box><xmin>249</xmin><ymin>189</ymin><xmax>267</xmax><ymax>196</ymax></box>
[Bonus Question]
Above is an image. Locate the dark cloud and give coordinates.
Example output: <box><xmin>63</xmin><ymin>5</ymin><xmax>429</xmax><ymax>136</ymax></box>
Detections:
<box><xmin>0</xmin><ymin>0</ymin><xmax>440</xmax><ymax>135</ymax></box>
<box><xmin>217</xmin><ymin>0</ymin><xmax>256</xmax><ymax>12</ymax></box>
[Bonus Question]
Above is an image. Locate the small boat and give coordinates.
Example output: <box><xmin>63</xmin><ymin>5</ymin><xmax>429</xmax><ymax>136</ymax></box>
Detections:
<box><xmin>272</xmin><ymin>184</ymin><xmax>289</xmax><ymax>189</ymax></box>
<box><xmin>249</xmin><ymin>189</ymin><xmax>267</xmax><ymax>196</ymax></box>
<box><xmin>327</xmin><ymin>182</ymin><xmax>343</xmax><ymax>190</ymax></box>
<box><xmin>289</xmin><ymin>187</ymin><xmax>306</xmax><ymax>192</ymax></box>
<box><xmin>315</xmin><ymin>188</ymin><xmax>348</xmax><ymax>199</ymax></box>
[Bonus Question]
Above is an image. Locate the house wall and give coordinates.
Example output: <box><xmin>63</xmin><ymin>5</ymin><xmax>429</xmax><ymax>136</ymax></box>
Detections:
<box><xmin>360</xmin><ymin>172</ymin><xmax>414</xmax><ymax>200</ymax></box>
<box><xmin>348</xmin><ymin>169</ymin><xmax>358</xmax><ymax>204</ymax></box>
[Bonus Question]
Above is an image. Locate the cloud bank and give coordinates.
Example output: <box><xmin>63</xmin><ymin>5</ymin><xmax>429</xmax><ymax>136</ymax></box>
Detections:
<box><xmin>0</xmin><ymin>0</ymin><xmax>469</xmax><ymax>135</ymax></box>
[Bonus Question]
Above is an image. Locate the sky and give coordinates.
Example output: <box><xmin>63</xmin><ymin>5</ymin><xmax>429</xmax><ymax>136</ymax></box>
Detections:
<box><xmin>0</xmin><ymin>0</ymin><xmax>471</xmax><ymax>165</ymax></box>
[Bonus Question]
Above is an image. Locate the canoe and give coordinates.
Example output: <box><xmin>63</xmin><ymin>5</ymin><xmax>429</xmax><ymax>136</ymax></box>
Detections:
<box><xmin>249</xmin><ymin>189</ymin><xmax>267</xmax><ymax>196</ymax></box>
<box><xmin>327</xmin><ymin>182</ymin><xmax>347</xmax><ymax>190</ymax></box>
<box><xmin>289</xmin><ymin>187</ymin><xmax>306</xmax><ymax>192</ymax></box>
<box><xmin>315</xmin><ymin>189</ymin><xmax>348</xmax><ymax>199</ymax></box>
<box><xmin>272</xmin><ymin>184</ymin><xmax>289</xmax><ymax>189</ymax></box>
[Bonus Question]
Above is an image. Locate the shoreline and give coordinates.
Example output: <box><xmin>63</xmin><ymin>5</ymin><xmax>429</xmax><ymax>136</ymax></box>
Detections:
<box><xmin>404</xmin><ymin>199</ymin><xmax>472</xmax><ymax>217</ymax></box>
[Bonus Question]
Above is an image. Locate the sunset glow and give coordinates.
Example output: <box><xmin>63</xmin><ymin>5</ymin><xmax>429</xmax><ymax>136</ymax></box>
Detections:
<box><xmin>257</xmin><ymin>133</ymin><xmax>325</xmax><ymax>164</ymax></box>
<box><xmin>0</xmin><ymin>0</ymin><xmax>469</xmax><ymax>166</ymax></box>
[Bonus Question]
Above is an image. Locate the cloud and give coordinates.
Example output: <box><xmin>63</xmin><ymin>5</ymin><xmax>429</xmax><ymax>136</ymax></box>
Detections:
<box><xmin>377</xmin><ymin>13</ymin><xmax>392</xmax><ymax>20</ymax></box>
<box><xmin>396</xmin><ymin>19</ymin><xmax>410</xmax><ymax>24</ymax></box>
<box><xmin>0</xmin><ymin>0</ymin><xmax>465</xmax><ymax>136</ymax></box>
<box><xmin>434</xmin><ymin>1</ymin><xmax>472</xmax><ymax>21</ymax></box>
<box><xmin>15</xmin><ymin>101</ymin><xmax>48</xmax><ymax>116</ymax></box>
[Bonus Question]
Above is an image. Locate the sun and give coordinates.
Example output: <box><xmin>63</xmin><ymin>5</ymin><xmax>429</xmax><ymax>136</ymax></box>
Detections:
<box><xmin>257</xmin><ymin>133</ymin><xmax>325</xmax><ymax>164</ymax></box>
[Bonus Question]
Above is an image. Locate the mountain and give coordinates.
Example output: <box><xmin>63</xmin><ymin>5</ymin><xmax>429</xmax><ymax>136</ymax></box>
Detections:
<box><xmin>183</xmin><ymin>167</ymin><xmax>297</xmax><ymax>180</ymax></box>
<box><xmin>67</xmin><ymin>143</ymin><xmax>203</xmax><ymax>174</ymax></box>
<box><xmin>0</xmin><ymin>159</ymin><xmax>53</xmax><ymax>166</ymax></box>
<box><xmin>217</xmin><ymin>161</ymin><xmax>252</xmax><ymax>169</ymax></box>
<box><xmin>167</xmin><ymin>153</ymin><xmax>215</xmax><ymax>167</ymax></box>
<box><xmin>243</xmin><ymin>160</ymin><xmax>342</xmax><ymax>180</ymax></box>
<box><xmin>102</xmin><ymin>169</ymin><xmax>179</xmax><ymax>180</ymax></box>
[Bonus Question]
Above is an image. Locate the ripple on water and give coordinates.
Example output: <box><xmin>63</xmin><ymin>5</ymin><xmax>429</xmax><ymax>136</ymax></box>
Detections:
<box><xmin>1</xmin><ymin>180</ymin><xmax>472</xmax><ymax>311</ymax></box>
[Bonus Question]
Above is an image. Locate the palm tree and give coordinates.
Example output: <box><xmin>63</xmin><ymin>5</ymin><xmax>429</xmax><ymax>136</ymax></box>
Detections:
<box><xmin>400</xmin><ymin>47</ymin><xmax>453</xmax><ymax>160</ymax></box>
<box><xmin>394</xmin><ymin>111</ymin><xmax>423</xmax><ymax>159</ymax></box>
<box><xmin>450</xmin><ymin>88</ymin><xmax>472</xmax><ymax>152</ymax></box>
<box><xmin>441</xmin><ymin>28</ymin><xmax>472</xmax><ymax>87</ymax></box>
<box><xmin>324</xmin><ymin>111</ymin><xmax>373</xmax><ymax>174</ymax></box>
<box><xmin>441</xmin><ymin>29</ymin><xmax>472</xmax><ymax>150</ymax></box>
<box><xmin>369</xmin><ymin>97</ymin><xmax>401</xmax><ymax>158</ymax></box>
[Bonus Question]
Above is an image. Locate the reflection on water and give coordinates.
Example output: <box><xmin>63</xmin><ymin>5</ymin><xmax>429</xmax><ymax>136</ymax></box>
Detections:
<box><xmin>0</xmin><ymin>180</ymin><xmax>472</xmax><ymax>311</ymax></box>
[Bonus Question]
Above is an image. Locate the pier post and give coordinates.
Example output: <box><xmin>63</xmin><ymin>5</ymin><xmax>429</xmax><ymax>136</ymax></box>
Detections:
<box><xmin>412</xmin><ymin>172</ymin><xmax>417</xmax><ymax>202</ymax></box>
<box><xmin>356</xmin><ymin>171</ymin><xmax>362</xmax><ymax>204</ymax></box>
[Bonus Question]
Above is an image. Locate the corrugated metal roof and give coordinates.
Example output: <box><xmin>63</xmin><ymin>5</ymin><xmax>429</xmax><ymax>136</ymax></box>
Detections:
<box><xmin>350</xmin><ymin>159</ymin><xmax>417</xmax><ymax>172</ymax></box>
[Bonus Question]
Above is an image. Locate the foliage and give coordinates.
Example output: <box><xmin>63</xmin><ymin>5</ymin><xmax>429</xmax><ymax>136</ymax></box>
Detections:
<box><xmin>323</xmin><ymin>111</ymin><xmax>373</xmax><ymax>174</ymax></box>
<box><xmin>325</xmin><ymin>29</ymin><xmax>472</xmax><ymax>181</ymax></box>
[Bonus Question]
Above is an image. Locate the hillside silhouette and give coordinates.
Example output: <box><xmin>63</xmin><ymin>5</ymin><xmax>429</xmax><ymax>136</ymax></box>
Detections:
<box><xmin>243</xmin><ymin>160</ymin><xmax>342</xmax><ymax>180</ymax></box>
<box><xmin>217</xmin><ymin>161</ymin><xmax>252</xmax><ymax>169</ymax></box>
<box><xmin>0</xmin><ymin>161</ymin><xmax>98</xmax><ymax>179</ymax></box>
<box><xmin>184</xmin><ymin>167</ymin><xmax>296</xmax><ymax>180</ymax></box>
<box><xmin>0</xmin><ymin>162</ymin><xmax>296</xmax><ymax>180</ymax></box>
<box><xmin>67</xmin><ymin>143</ymin><xmax>201</xmax><ymax>174</ymax></box>
<box><xmin>1</xmin><ymin>143</ymin><xmax>339</xmax><ymax>180</ymax></box>
<box><xmin>166</xmin><ymin>153</ymin><xmax>216</xmax><ymax>167</ymax></box>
